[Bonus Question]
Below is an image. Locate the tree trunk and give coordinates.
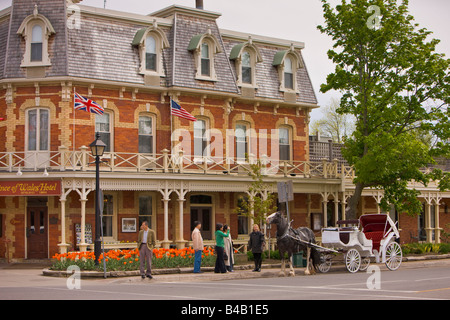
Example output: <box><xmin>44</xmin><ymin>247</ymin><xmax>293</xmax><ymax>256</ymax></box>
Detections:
<box><xmin>345</xmin><ymin>182</ymin><xmax>364</xmax><ymax>219</ymax></box>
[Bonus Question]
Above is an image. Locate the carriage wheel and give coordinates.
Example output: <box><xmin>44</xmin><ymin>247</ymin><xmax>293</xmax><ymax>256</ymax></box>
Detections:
<box><xmin>318</xmin><ymin>253</ymin><xmax>333</xmax><ymax>273</ymax></box>
<box><xmin>359</xmin><ymin>257</ymin><xmax>370</xmax><ymax>272</ymax></box>
<box><xmin>345</xmin><ymin>249</ymin><xmax>361</xmax><ymax>273</ymax></box>
<box><xmin>385</xmin><ymin>241</ymin><xmax>402</xmax><ymax>271</ymax></box>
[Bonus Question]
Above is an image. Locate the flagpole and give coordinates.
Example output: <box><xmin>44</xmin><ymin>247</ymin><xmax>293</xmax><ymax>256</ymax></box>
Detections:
<box><xmin>73</xmin><ymin>87</ymin><xmax>76</xmax><ymax>171</ymax></box>
<box><xmin>170</xmin><ymin>98</ymin><xmax>173</xmax><ymax>155</ymax></box>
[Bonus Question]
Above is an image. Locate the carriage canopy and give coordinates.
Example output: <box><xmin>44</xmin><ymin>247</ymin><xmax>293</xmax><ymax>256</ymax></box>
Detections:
<box><xmin>359</xmin><ymin>214</ymin><xmax>400</xmax><ymax>238</ymax></box>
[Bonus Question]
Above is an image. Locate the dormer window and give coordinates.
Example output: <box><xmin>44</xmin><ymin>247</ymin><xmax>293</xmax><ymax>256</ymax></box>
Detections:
<box><xmin>229</xmin><ymin>39</ymin><xmax>262</xmax><ymax>88</ymax></box>
<box><xmin>31</xmin><ymin>25</ymin><xmax>43</xmax><ymax>62</ymax></box>
<box><xmin>188</xmin><ymin>31</ymin><xmax>222</xmax><ymax>81</ymax></box>
<box><xmin>132</xmin><ymin>22</ymin><xmax>170</xmax><ymax>78</ymax></box>
<box><xmin>201</xmin><ymin>42</ymin><xmax>210</xmax><ymax>77</ymax></box>
<box><xmin>145</xmin><ymin>35</ymin><xmax>157</xmax><ymax>71</ymax></box>
<box><xmin>17</xmin><ymin>5</ymin><xmax>55</xmax><ymax>68</ymax></box>
<box><xmin>272</xmin><ymin>46</ymin><xmax>303</xmax><ymax>93</ymax></box>
<box><xmin>284</xmin><ymin>56</ymin><xmax>294</xmax><ymax>90</ymax></box>
<box><xmin>241</xmin><ymin>51</ymin><xmax>252</xmax><ymax>84</ymax></box>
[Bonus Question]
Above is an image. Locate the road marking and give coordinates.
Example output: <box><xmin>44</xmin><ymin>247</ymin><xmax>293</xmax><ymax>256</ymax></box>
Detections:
<box><xmin>417</xmin><ymin>287</ymin><xmax>450</xmax><ymax>293</ymax></box>
<box><xmin>163</xmin><ymin>281</ymin><xmax>418</xmax><ymax>294</ymax></box>
<box><xmin>154</xmin><ymin>281</ymin><xmax>443</xmax><ymax>300</ymax></box>
<box><xmin>415</xmin><ymin>276</ymin><xmax>450</xmax><ymax>282</ymax></box>
<box><xmin>36</xmin><ymin>286</ymin><xmax>214</xmax><ymax>300</ymax></box>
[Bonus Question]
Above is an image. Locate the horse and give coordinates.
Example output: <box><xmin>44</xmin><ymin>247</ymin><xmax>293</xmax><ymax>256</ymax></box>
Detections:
<box><xmin>266</xmin><ymin>211</ymin><xmax>320</xmax><ymax>277</ymax></box>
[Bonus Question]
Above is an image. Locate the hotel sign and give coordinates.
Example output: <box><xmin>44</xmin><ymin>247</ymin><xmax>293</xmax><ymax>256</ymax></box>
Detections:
<box><xmin>0</xmin><ymin>180</ymin><xmax>61</xmax><ymax>196</ymax></box>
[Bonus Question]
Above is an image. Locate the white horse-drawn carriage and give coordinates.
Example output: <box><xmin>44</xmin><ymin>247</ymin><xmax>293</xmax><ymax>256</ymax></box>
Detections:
<box><xmin>318</xmin><ymin>214</ymin><xmax>403</xmax><ymax>273</ymax></box>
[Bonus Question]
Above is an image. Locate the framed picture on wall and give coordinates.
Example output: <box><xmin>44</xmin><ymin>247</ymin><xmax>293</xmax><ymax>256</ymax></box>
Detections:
<box><xmin>122</xmin><ymin>218</ymin><xmax>137</xmax><ymax>233</ymax></box>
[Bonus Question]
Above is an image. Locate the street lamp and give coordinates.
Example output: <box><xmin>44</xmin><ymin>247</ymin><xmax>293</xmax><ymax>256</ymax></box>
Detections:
<box><xmin>90</xmin><ymin>132</ymin><xmax>106</xmax><ymax>265</ymax></box>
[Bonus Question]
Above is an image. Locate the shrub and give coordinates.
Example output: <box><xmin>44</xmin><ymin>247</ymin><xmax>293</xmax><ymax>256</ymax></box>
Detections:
<box><xmin>438</xmin><ymin>243</ymin><xmax>450</xmax><ymax>254</ymax></box>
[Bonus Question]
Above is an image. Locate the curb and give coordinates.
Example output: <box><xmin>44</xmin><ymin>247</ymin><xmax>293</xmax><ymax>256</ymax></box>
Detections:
<box><xmin>42</xmin><ymin>254</ymin><xmax>450</xmax><ymax>279</ymax></box>
<box><xmin>42</xmin><ymin>263</ymin><xmax>282</xmax><ymax>279</ymax></box>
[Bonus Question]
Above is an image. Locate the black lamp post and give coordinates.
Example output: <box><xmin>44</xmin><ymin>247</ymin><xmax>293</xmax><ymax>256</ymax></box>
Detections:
<box><xmin>89</xmin><ymin>132</ymin><xmax>106</xmax><ymax>265</ymax></box>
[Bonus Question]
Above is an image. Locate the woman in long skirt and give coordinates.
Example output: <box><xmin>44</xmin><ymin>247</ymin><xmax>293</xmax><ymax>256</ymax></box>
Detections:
<box><xmin>223</xmin><ymin>224</ymin><xmax>234</xmax><ymax>272</ymax></box>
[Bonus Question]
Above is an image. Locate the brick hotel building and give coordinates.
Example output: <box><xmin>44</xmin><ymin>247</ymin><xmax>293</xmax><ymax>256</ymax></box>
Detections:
<box><xmin>0</xmin><ymin>0</ymin><xmax>448</xmax><ymax>260</ymax></box>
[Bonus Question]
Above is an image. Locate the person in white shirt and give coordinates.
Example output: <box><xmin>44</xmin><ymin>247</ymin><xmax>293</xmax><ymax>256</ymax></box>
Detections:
<box><xmin>191</xmin><ymin>221</ymin><xmax>204</xmax><ymax>273</ymax></box>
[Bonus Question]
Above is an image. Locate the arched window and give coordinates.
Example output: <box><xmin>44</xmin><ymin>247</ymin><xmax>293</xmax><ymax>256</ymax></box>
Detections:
<box><xmin>31</xmin><ymin>25</ymin><xmax>43</xmax><ymax>62</ymax></box>
<box><xmin>229</xmin><ymin>41</ymin><xmax>262</xmax><ymax>88</ymax></box>
<box><xmin>138</xmin><ymin>114</ymin><xmax>154</xmax><ymax>154</ymax></box>
<box><xmin>95</xmin><ymin>111</ymin><xmax>113</xmax><ymax>153</ymax></box>
<box><xmin>273</xmin><ymin>48</ymin><xmax>303</xmax><ymax>93</ymax></box>
<box><xmin>194</xmin><ymin>119</ymin><xmax>208</xmax><ymax>158</ymax></box>
<box><xmin>284</xmin><ymin>56</ymin><xmax>294</xmax><ymax>90</ymax></box>
<box><xmin>145</xmin><ymin>35</ymin><xmax>157</xmax><ymax>71</ymax></box>
<box><xmin>235</xmin><ymin>123</ymin><xmax>249</xmax><ymax>161</ymax></box>
<box><xmin>201</xmin><ymin>42</ymin><xmax>210</xmax><ymax>77</ymax></box>
<box><xmin>279</xmin><ymin>126</ymin><xmax>291</xmax><ymax>161</ymax></box>
<box><xmin>241</xmin><ymin>51</ymin><xmax>252</xmax><ymax>84</ymax></box>
<box><xmin>17</xmin><ymin>7</ymin><xmax>55</xmax><ymax>67</ymax></box>
<box><xmin>188</xmin><ymin>32</ymin><xmax>221</xmax><ymax>81</ymax></box>
<box><xmin>132</xmin><ymin>25</ymin><xmax>170</xmax><ymax>77</ymax></box>
<box><xmin>27</xmin><ymin>108</ymin><xmax>49</xmax><ymax>152</ymax></box>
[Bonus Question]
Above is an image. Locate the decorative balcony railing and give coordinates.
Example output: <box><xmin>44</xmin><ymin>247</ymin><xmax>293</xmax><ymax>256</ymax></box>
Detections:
<box><xmin>0</xmin><ymin>146</ymin><xmax>355</xmax><ymax>180</ymax></box>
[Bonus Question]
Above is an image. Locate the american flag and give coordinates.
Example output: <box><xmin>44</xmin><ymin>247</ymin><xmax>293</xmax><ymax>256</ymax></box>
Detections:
<box><xmin>171</xmin><ymin>100</ymin><xmax>197</xmax><ymax>122</ymax></box>
<box><xmin>74</xmin><ymin>92</ymin><xmax>104</xmax><ymax>115</ymax></box>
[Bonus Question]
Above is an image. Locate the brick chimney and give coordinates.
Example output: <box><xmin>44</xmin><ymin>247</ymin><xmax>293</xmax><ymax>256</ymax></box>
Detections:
<box><xmin>195</xmin><ymin>0</ymin><xmax>203</xmax><ymax>9</ymax></box>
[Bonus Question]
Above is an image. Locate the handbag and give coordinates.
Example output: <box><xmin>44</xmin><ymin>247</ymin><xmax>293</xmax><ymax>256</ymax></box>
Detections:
<box><xmin>223</xmin><ymin>252</ymin><xmax>228</xmax><ymax>261</ymax></box>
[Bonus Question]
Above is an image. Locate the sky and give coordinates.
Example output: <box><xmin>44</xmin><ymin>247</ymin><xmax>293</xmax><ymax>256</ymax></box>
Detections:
<box><xmin>0</xmin><ymin>0</ymin><xmax>449</xmax><ymax>123</ymax></box>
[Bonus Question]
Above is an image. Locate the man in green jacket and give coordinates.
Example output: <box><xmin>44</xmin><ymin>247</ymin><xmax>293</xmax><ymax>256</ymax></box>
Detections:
<box><xmin>138</xmin><ymin>221</ymin><xmax>156</xmax><ymax>279</ymax></box>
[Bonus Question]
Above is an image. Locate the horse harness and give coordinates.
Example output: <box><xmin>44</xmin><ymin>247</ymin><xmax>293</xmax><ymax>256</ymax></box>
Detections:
<box><xmin>277</xmin><ymin>220</ymin><xmax>338</xmax><ymax>253</ymax></box>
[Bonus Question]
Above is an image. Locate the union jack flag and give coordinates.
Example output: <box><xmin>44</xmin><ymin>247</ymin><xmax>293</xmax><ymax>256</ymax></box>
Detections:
<box><xmin>74</xmin><ymin>92</ymin><xmax>104</xmax><ymax>115</ymax></box>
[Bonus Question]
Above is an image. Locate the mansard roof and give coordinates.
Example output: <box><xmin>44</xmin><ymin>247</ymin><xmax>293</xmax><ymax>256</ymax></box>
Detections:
<box><xmin>0</xmin><ymin>2</ymin><xmax>318</xmax><ymax>106</ymax></box>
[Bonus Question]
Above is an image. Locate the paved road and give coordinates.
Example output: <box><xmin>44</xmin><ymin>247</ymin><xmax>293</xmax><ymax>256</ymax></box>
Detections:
<box><xmin>0</xmin><ymin>260</ymin><xmax>449</xmax><ymax>301</ymax></box>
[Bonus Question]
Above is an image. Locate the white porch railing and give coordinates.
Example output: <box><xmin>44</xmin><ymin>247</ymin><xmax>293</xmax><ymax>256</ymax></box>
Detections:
<box><xmin>0</xmin><ymin>147</ymin><xmax>354</xmax><ymax>179</ymax></box>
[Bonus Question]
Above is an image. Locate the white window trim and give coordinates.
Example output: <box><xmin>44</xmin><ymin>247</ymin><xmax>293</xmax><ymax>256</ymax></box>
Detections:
<box><xmin>273</xmin><ymin>48</ymin><xmax>303</xmax><ymax>94</ymax></box>
<box><xmin>231</xmin><ymin>42</ymin><xmax>263</xmax><ymax>89</ymax></box>
<box><xmin>137</xmin><ymin>29</ymin><xmax>169</xmax><ymax>77</ymax></box>
<box><xmin>278</xmin><ymin>125</ymin><xmax>293</xmax><ymax>162</ymax></box>
<box><xmin>138</xmin><ymin>113</ymin><xmax>156</xmax><ymax>156</ymax></box>
<box><xmin>17</xmin><ymin>7</ymin><xmax>55</xmax><ymax>68</ymax></box>
<box><xmin>235</xmin><ymin>121</ymin><xmax>251</xmax><ymax>164</ymax></box>
<box><xmin>95</xmin><ymin>110</ymin><xmax>114</xmax><ymax>154</ymax></box>
<box><xmin>25</xmin><ymin>107</ymin><xmax>50</xmax><ymax>152</ymax></box>
<box><xmin>189</xmin><ymin>32</ymin><xmax>222</xmax><ymax>82</ymax></box>
<box><xmin>193</xmin><ymin>117</ymin><xmax>211</xmax><ymax>162</ymax></box>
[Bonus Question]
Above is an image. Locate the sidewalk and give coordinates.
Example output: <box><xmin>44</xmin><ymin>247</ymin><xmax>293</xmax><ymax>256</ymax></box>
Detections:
<box><xmin>40</xmin><ymin>253</ymin><xmax>450</xmax><ymax>281</ymax></box>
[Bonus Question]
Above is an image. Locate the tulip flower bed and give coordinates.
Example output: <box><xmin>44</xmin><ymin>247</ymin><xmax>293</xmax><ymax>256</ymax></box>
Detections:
<box><xmin>50</xmin><ymin>247</ymin><xmax>217</xmax><ymax>271</ymax></box>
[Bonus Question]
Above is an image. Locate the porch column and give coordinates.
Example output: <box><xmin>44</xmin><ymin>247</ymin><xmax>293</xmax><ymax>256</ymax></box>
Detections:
<box><xmin>425</xmin><ymin>202</ymin><xmax>432</xmax><ymax>243</ymax></box>
<box><xmin>323</xmin><ymin>200</ymin><xmax>328</xmax><ymax>228</ymax></box>
<box><xmin>341</xmin><ymin>194</ymin><xmax>347</xmax><ymax>221</ymax></box>
<box><xmin>79</xmin><ymin>198</ymin><xmax>88</xmax><ymax>252</ymax></box>
<box><xmin>57</xmin><ymin>196</ymin><xmax>70</xmax><ymax>254</ymax></box>
<box><xmin>334</xmin><ymin>197</ymin><xmax>339</xmax><ymax>225</ymax></box>
<box><xmin>249</xmin><ymin>198</ymin><xmax>255</xmax><ymax>228</ymax></box>
<box><xmin>435</xmin><ymin>200</ymin><xmax>441</xmax><ymax>244</ymax></box>
<box><xmin>176</xmin><ymin>199</ymin><xmax>186</xmax><ymax>249</ymax></box>
<box><xmin>162</xmin><ymin>198</ymin><xmax>170</xmax><ymax>249</ymax></box>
